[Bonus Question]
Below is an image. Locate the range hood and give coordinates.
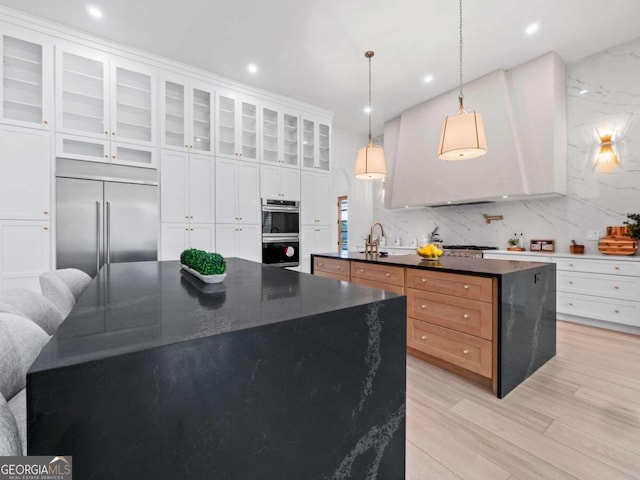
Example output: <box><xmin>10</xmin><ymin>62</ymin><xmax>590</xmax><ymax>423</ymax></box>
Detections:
<box><xmin>386</xmin><ymin>52</ymin><xmax>567</xmax><ymax>209</ymax></box>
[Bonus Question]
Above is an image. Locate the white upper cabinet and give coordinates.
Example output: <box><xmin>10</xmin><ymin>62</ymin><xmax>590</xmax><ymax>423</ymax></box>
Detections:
<box><xmin>161</xmin><ymin>75</ymin><xmax>214</xmax><ymax>155</ymax></box>
<box><xmin>301</xmin><ymin>115</ymin><xmax>331</xmax><ymax>171</ymax></box>
<box><xmin>301</xmin><ymin>171</ymin><xmax>330</xmax><ymax>225</ymax></box>
<box><xmin>55</xmin><ymin>43</ymin><xmax>157</xmax><ymax>146</ymax></box>
<box><xmin>261</xmin><ymin>103</ymin><xmax>300</xmax><ymax>167</ymax></box>
<box><xmin>0</xmin><ymin>125</ymin><xmax>50</xmax><ymax>220</ymax></box>
<box><xmin>260</xmin><ymin>164</ymin><xmax>299</xmax><ymax>201</ymax></box>
<box><xmin>216</xmin><ymin>90</ymin><xmax>258</xmax><ymax>161</ymax></box>
<box><xmin>215</xmin><ymin>158</ymin><xmax>260</xmax><ymax>225</ymax></box>
<box><xmin>0</xmin><ymin>27</ymin><xmax>53</xmax><ymax>129</ymax></box>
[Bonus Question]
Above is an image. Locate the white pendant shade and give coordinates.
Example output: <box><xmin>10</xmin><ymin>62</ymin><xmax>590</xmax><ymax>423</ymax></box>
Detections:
<box><xmin>438</xmin><ymin>110</ymin><xmax>487</xmax><ymax>160</ymax></box>
<box><xmin>354</xmin><ymin>143</ymin><xmax>387</xmax><ymax>179</ymax></box>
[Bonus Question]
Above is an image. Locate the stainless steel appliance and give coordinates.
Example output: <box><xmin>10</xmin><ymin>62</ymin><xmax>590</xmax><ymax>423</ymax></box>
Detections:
<box><xmin>56</xmin><ymin>159</ymin><xmax>158</xmax><ymax>277</ymax></box>
<box><xmin>442</xmin><ymin>245</ymin><xmax>498</xmax><ymax>258</ymax></box>
<box><xmin>261</xmin><ymin>199</ymin><xmax>299</xmax><ymax>267</ymax></box>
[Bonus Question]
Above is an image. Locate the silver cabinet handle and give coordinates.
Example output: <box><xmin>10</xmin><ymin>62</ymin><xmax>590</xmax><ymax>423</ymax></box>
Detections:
<box><xmin>106</xmin><ymin>201</ymin><xmax>111</xmax><ymax>264</ymax></box>
<box><xmin>96</xmin><ymin>201</ymin><xmax>101</xmax><ymax>273</ymax></box>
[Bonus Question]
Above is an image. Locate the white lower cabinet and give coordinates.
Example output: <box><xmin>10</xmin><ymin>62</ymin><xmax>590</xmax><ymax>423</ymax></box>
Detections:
<box><xmin>160</xmin><ymin>223</ymin><xmax>215</xmax><ymax>261</ymax></box>
<box><xmin>300</xmin><ymin>225</ymin><xmax>332</xmax><ymax>273</ymax></box>
<box><xmin>0</xmin><ymin>220</ymin><xmax>50</xmax><ymax>292</ymax></box>
<box><xmin>260</xmin><ymin>164</ymin><xmax>299</xmax><ymax>200</ymax></box>
<box><xmin>216</xmin><ymin>224</ymin><xmax>261</xmax><ymax>262</ymax></box>
<box><xmin>483</xmin><ymin>250</ymin><xmax>640</xmax><ymax>332</ymax></box>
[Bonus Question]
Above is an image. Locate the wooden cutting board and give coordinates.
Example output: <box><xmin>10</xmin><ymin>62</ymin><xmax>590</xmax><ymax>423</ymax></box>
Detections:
<box><xmin>598</xmin><ymin>235</ymin><xmax>638</xmax><ymax>255</ymax></box>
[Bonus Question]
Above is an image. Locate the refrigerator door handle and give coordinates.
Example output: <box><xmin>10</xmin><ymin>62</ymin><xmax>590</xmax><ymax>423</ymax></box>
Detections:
<box><xmin>96</xmin><ymin>201</ymin><xmax>101</xmax><ymax>273</ymax></box>
<box><xmin>106</xmin><ymin>201</ymin><xmax>111</xmax><ymax>264</ymax></box>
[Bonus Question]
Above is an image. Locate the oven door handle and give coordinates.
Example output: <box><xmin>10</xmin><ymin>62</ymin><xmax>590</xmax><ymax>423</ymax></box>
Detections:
<box><xmin>262</xmin><ymin>205</ymin><xmax>300</xmax><ymax>213</ymax></box>
<box><xmin>262</xmin><ymin>236</ymin><xmax>300</xmax><ymax>244</ymax></box>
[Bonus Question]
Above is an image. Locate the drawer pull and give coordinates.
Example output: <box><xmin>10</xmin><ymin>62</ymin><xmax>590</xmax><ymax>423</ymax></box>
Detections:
<box><xmin>569</xmin><ymin>281</ymin><xmax>574</xmax><ymax>285</ymax></box>
<box><xmin>463</xmin><ymin>314</ymin><xmax>469</xmax><ymax>319</ymax></box>
<box><xmin>359</xmin><ymin>269</ymin><xmax>364</xmax><ymax>273</ymax></box>
<box><xmin>615</xmin><ymin>266</ymin><xmax>620</xmax><ymax>270</ymax></box>
<box><xmin>318</xmin><ymin>262</ymin><xmax>323</xmax><ymax>266</ymax></box>
<box><xmin>420</xmin><ymin>335</ymin><xmax>428</xmax><ymax>340</ymax></box>
<box><xmin>385</xmin><ymin>273</ymin><xmax>391</xmax><ymax>277</ymax></box>
<box><xmin>463</xmin><ymin>285</ymin><xmax>469</xmax><ymax>290</ymax></box>
<box><xmin>336</xmin><ymin>266</ymin><xmax>342</xmax><ymax>270</ymax></box>
<box><xmin>569</xmin><ymin>263</ymin><xmax>574</xmax><ymax>267</ymax></box>
<box><xmin>421</xmin><ymin>278</ymin><xmax>427</xmax><ymax>283</ymax></box>
<box><xmin>463</xmin><ymin>349</ymin><xmax>469</xmax><ymax>355</ymax></box>
<box><xmin>614</xmin><ymin>309</ymin><xmax>620</xmax><ymax>314</ymax></box>
<box><xmin>569</xmin><ymin>303</ymin><xmax>573</xmax><ymax>307</ymax></box>
<box><xmin>614</xmin><ymin>285</ymin><xmax>619</xmax><ymax>289</ymax></box>
<box><xmin>421</xmin><ymin>304</ymin><xmax>428</xmax><ymax>309</ymax></box>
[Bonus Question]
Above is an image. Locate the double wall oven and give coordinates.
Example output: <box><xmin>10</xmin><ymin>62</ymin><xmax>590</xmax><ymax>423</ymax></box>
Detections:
<box><xmin>261</xmin><ymin>199</ymin><xmax>300</xmax><ymax>267</ymax></box>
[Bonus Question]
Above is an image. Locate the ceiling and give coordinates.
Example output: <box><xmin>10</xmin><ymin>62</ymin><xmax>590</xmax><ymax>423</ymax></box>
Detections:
<box><xmin>2</xmin><ymin>0</ymin><xmax>640</xmax><ymax>135</ymax></box>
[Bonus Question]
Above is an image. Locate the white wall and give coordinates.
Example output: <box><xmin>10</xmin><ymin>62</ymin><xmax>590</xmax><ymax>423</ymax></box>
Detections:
<box><xmin>331</xmin><ymin>127</ymin><xmax>374</xmax><ymax>251</ymax></box>
<box><xmin>372</xmin><ymin>37</ymin><xmax>640</xmax><ymax>254</ymax></box>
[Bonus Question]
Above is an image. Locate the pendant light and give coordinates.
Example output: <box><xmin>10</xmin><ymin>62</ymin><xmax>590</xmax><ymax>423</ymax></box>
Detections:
<box><xmin>438</xmin><ymin>0</ymin><xmax>488</xmax><ymax>160</ymax></box>
<box><xmin>354</xmin><ymin>51</ymin><xmax>387</xmax><ymax>179</ymax></box>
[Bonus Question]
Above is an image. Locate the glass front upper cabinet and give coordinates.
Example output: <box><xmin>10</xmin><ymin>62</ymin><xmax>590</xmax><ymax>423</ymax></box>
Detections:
<box><xmin>216</xmin><ymin>91</ymin><xmax>258</xmax><ymax>161</ymax></box>
<box><xmin>301</xmin><ymin>116</ymin><xmax>330</xmax><ymax>171</ymax></box>
<box><xmin>261</xmin><ymin>105</ymin><xmax>299</xmax><ymax>167</ymax></box>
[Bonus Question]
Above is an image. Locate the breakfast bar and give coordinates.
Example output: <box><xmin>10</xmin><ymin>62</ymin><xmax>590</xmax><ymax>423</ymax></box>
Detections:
<box><xmin>27</xmin><ymin>259</ymin><xmax>406</xmax><ymax>479</ymax></box>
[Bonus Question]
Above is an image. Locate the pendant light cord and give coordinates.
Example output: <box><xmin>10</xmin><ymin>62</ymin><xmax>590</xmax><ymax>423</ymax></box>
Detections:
<box><xmin>368</xmin><ymin>52</ymin><xmax>373</xmax><ymax>143</ymax></box>
<box><xmin>458</xmin><ymin>0</ymin><xmax>464</xmax><ymax>111</ymax></box>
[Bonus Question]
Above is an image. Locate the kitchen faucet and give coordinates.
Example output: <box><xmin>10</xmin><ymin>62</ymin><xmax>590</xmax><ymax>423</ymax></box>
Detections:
<box><xmin>366</xmin><ymin>222</ymin><xmax>386</xmax><ymax>255</ymax></box>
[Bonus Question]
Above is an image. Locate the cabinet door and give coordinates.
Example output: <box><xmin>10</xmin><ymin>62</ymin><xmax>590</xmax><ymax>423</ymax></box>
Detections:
<box><xmin>160</xmin><ymin>151</ymin><xmax>188</xmax><ymax>223</ymax></box>
<box><xmin>112</xmin><ymin>143</ymin><xmax>156</xmax><ymax>168</ymax></box>
<box><xmin>282</xmin><ymin>111</ymin><xmax>300</xmax><ymax>167</ymax></box>
<box><xmin>280</xmin><ymin>167</ymin><xmax>300</xmax><ymax>201</ymax></box>
<box><xmin>0</xmin><ymin>220</ymin><xmax>50</xmax><ymax>292</ymax></box>
<box><xmin>240</xmin><ymin>97</ymin><xmax>258</xmax><ymax>161</ymax></box>
<box><xmin>261</xmin><ymin>106</ymin><xmax>279</xmax><ymax>164</ymax></box>
<box><xmin>111</xmin><ymin>61</ymin><xmax>156</xmax><ymax>146</ymax></box>
<box><xmin>300</xmin><ymin>171</ymin><xmax>316</xmax><ymax>225</ymax></box>
<box><xmin>56</xmin><ymin>45</ymin><xmax>109</xmax><ymax>138</ymax></box>
<box><xmin>215</xmin><ymin>158</ymin><xmax>238</xmax><ymax>224</ymax></box>
<box><xmin>215</xmin><ymin>92</ymin><xmax>236</xmax><ymax>158</ymax></box>
<box><xmin>313</xmin><ymin>173</ymin><xmax>331</xmax><ymax>224</ymax></box>
<box><xmin>237</xmin><ymin>161</ymin><xmax>260</xmax><ymax>224</ymax></box>
<box><xmin>190</xmin><ymin>83</ymin><xmax>214</xmax><ymax>155</ymax></box>
<box><xmin>189</xmin><ymin>223</ymin><xmax>215</xmax><ymax>251</ymax></box>
<box><xmin>236</xmin><ymin>224</ymin><xmax>261</xmax><ymax>262</ymax></box>
<box><xmin>260</xmin><ymin>164</ymin><xmax>281</xmax><ymax>200</ymax></box>
<box><xmin>0</xmin><ymin>125</ymin><xmax>50</xmax><ymax>220</ymax></box>
<box><xmin>188</xmin><ymin>154</ymin><xmax>215</xmax><ymax>224</ymax></box>
<box><xmin>161</xmin><ymin>78</ymin><xmax>188</xmax><ymax>151</ymax></box>
<box><xmin>0</xmin><ymin>29</ymin><xmax>52</xmax><ymax>129</ymax></box>
<box><xmin>215</xmin><ymin>224</ymin><xmax>238</xmax><ymax>259</ymax></box>
<box><xmin>56</xmin><ymin>133</ymin><xmax>109</xmax><ymax>163</ymax></box>
<box><xmin>317</xmin><ymin>122</ymin><xmax>331</xmax><ymax>171</ymax></box>
<box><xmin>301</xmin><ymin>117</ymin><xmax>316</xmax><ymax>170</ymax></box>
<box><xmin>315</xmin><ymin>225</ymin><xmax>333</xmax><ymax>255</ymax></box>
<box><xmin>160</xmin><ymin>223</ymin><xmax>188</xmax><ymax>261</ymax></box>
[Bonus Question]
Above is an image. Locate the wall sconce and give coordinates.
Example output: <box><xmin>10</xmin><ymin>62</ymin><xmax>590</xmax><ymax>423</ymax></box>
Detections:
<box><xmin>595</xmin><ymin>129</ymin><xmax>620</xmax><ymax>173</ymax></box>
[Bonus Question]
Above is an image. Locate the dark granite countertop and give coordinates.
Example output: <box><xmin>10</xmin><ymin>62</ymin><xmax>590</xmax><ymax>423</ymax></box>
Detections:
<box><xmin>30</xmin><ymin>259</ymin><xmax>398</xmax><ymax>373</ymax></box>
<box><xmin>312</xmin><ymin>252</ymin><xmax>552</xmax><ymax>276</ymax></box>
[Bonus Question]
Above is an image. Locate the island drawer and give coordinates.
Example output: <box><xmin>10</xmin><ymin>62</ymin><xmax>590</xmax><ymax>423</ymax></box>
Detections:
<box><xmin>408</xmin><ymin>318</ymin><xmax>492</xmax><ymax>378</ymax></box>
<box><xmin>351</xmin><ymin>261</ymin><xmax>405</xmax><ymax>288</ymax></box>
<box><xmin>314</xmin><ymin>257</ymin><xmax>349</xmax><ymax>281</ymax></box>
<box><xmin>406</xmin><ymin>268</ymin><xmax>493</xmax><ymax>303</ymax></box>
<box><xmin>351</xmin><ymin>276</ymin><xmax>403</xmax><ymax>294</ymax></box>
<box><xmin>407</xmin><ymin>289</ymin><xmax>492</xmax><ymax>340</ymax></box>
<box><xmin>556</xmin><ymin>257</ymin><xmax>639</xmax><ymax>276</ymax></box>
<box><xmin>557</xmin><ymin>271</ymin><xmax>640</xmax><ymax>301</ymax></box>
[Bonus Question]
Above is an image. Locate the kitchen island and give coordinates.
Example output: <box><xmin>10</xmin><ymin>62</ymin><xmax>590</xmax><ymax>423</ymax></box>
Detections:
<box><xmin>27</xmin><ymin>259</ymin><xmax>406</xmax><ymax>479</ymax></box>
<box><xmin>312</xmin><ymin>253</ymin><xmax>556</xmax><ymax>398</ymax></box>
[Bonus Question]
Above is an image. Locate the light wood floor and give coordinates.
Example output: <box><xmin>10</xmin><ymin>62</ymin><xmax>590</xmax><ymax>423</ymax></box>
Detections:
<box><xmin>406</xmin><ymin>321</ymin><xmax>640</xmax><ymax>479</ymax></box>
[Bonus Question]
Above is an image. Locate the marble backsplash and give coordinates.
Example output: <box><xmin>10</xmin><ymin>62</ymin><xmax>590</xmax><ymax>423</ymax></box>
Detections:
<box><xmin>372</xmin><ymin>36</ymin><xmax>640</xmax><ymax>254</ymax></box>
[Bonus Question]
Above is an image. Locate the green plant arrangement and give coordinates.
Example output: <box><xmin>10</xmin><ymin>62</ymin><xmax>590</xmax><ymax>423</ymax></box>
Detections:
<box><xmin>624</xmin><ymin>213</ymin><xmax>640</xmax><ymax>239</ymax></box>
<box><xmin>180</xmin><ymin>248</ymin><xmax>226</xmax><ymax>275</ymax></box>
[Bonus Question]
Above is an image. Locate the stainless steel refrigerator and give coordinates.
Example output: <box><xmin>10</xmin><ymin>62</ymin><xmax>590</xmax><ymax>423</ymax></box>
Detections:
<box><xmin>56</xmin><ymin>159</ymin><xmax>158</xmax><ymax>277</ymax></box>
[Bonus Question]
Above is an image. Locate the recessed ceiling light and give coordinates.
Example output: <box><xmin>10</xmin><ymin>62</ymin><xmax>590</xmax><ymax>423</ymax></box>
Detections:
<box><xmin>579</xmin><ymin>89</ymin><xmax>589</xmax><ymax>95</ymax></box>
<box><xmin>423</xmin><ymin>75</ymin><xmax>434</xmax><ymax>84</ymax></box>
<box><xmin>447</xmin><ymin>201</ymin><xmax>452</xmax><ymax>204</ymax></box>
<box><xmin>247</xmin><ymin>63</ymin><xmax>258</xmax><ymax>74</ymax></box>
<box><xmin>503</xmin><ymin>195</ymin><xmax>509</xmax><ymax>199</ymax></box>
<box><xmin>364</xmin><ymin>106</ymin><xmax>372</xmax><ymax>114</ymax></box>
<box><xmin>87</xmin><ymin>5</ymin><xmax>103</xmax><ymax>18</ymax></box>
<box><xmin>404</xmin><ymin>206</ymin><xmax>409</xmax><ymax>208</ymax></box>
<box><xmin>525</xmin><ymin>23</ymin><xmax>540</xmax><ymax>35</ymax></box>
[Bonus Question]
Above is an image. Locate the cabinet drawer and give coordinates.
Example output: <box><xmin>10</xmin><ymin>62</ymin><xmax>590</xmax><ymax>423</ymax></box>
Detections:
<box><xmin>556</xmin><ymin>257</ymin><xmax>639</xmax><ymax>276</ymax></box>
<box><xmin>558</xmin><ymin>271</ymin><xmax>640</xmax><ymax>301</ymax></box>
<box><xmin>557</xmin><ymin>292</ymin><xmax>639</xmax><ymax>327</ymax></box>
<box><xmin>408</xmin><ymin>319</ymin><xmax>492</xmax><ymax>378</ymax></box>
<box><xmin>351</xmin><ymin>261</ymin><xmax>404</xmax><ymax>287</ymax></box>
<box><xmin>315</xmin><ymin>270</ymin><xmax>349</xmax><ymax>282</ymax></box>
<box><xmin>351</xmin><ymin>276</ymin><xmax>403</xmax><ymax>294</ymax></box>
<box><xmin>313</xmin><ymin>257</ymin><xmax>349</xmax><ymax>277</ymax></box>
<box><xmin>406</xmin><ymin>268</ymin><xmax>493</xmax><ymax>302</ymax></box>
<box><xmin>407</xmin><ymin>289</ymin><xmax>492</xmax><ymax>340</ymax></box>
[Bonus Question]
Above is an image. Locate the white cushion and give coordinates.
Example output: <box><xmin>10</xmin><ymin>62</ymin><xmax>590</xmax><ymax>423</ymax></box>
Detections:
<box><xmin>0</xmin><ymin>393</ymin><xmax>22</xmax><ymax>456</ymax></box>
<box><xmin>54</xmin><ymin>269</ymin><xmax>92</xmax><ymax>301</ymax></box>
<box><xmin>8</xmin><ymin>389</ymin><xmax>26</xmax><ymax>455</ymax></box>
<box><xmin>39</xmin><ymin>272</ymin><xmax>76</xmax><ymax>318</ymax></box>
<box><xmin>0</xmin><ymin>289</ymin><xmax>64</xmax><ymax>334</ymax></box>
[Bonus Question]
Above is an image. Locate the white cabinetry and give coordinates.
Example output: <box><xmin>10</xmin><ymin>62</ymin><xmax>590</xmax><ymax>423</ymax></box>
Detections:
<box><xmin>160</xmin><ymin>223</ymin><xmax>215</xmax><ymax>261</ymax></box>
<box><xmin>261</xmin><ymin>104</ymin><xmax>299</xmax><ymax>167</ymax></box>
<box><xmin>0</xmin><ymin>220</ymin><xmax>50</xmax><ymax>291</ymax></box>
<box><xmin>300</xmin><ymin>226</ymin><xmax>332</xmax><ymax>273</ymax></box>
<box><xmin>161</xmin><ymin>75</ymin><xmax>214</xmax><ymax>155</ymax></box>
<box><xmin>483</xmin><ymin>251</ymin><xmax>640</xmax><ymax>333</ymax></box>
<box><xmin>0</xmin><ymin>27</ymin><xmax>52</xmax><ymax>129</ymax></box>
<box><xmin>300</xmin><ymin>171</ymin><xmax>330</xmax><ymax>225</ymax></box>
<box><xmin>260</xmin><ymin>165</ymin><xmax>299</xmax><ymax>200</ymax></box>
<box><xmin>215</xmin><ymin>90</ymin><xmax>258</xmax><ymax>161</ymax></box>
<box><xmin>301</xmin><ymin>115</ymin><xmax>330</xmax><ymax>171</ymax></box>
<box><xmin>215</xmin><ymin>224</ymin><xmax>261</xmax><ymax>262</ymax></box>
<box><xmin>0</xmin><ymin>125</ymin><xmax>50</xmax><ymax>220</ymax></box>
<box><xmin>215</xmin><ymin>158</ymin><xmax>260</xmax><ymax>225</ymax></box>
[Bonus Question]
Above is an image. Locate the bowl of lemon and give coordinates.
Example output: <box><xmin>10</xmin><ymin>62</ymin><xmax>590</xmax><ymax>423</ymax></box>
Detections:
<box><xmin>417</xmin><ymin>243</ymin><xmax>443</xmax><ymax>261</ymax></box>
